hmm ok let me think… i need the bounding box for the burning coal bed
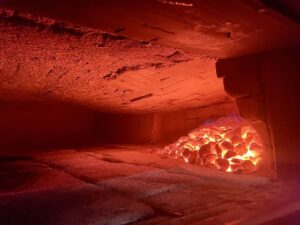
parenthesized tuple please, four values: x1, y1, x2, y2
(161, 115, 265, 174)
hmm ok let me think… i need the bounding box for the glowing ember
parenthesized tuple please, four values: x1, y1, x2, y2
(160, 115, 264, 173)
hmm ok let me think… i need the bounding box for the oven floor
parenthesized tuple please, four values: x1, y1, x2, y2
(1, 145, 300, 225)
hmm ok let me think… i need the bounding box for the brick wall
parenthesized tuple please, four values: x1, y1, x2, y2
(216, 48, 300, 179)
(0, 101, 97, 154)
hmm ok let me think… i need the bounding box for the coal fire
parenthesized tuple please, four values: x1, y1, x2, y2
(160, 115, 264, 173)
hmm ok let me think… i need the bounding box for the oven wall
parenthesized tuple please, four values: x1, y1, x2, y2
(94, 113, 155, 144)
(260, 49, 300, 180)
(0, 100, 237, 154)
(216, 48, 300, 180)
(160, 101, 238, 143)
(93, 101, 238, 145)
(0, 101, 98, 155)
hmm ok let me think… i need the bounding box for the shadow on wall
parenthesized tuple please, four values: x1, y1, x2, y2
(0, 91, 159, 155)
(94, 101, 238, 146)
(0, 99, 99, 154)
(0, 89, 238, 155)
(95, 113, 156, 145)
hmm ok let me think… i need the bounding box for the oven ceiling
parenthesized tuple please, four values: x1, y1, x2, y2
(1, 0, 300, 113)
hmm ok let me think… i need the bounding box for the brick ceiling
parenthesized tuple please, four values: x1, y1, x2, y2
(0, 9, 229, 113)
(1, 1, 299, 113)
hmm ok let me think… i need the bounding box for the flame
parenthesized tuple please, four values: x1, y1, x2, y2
(160, 116, 264, 174)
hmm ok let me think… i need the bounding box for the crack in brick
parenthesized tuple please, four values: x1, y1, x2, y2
(102, 32, 128, 41)
(166, 51, 191, 63)
(103, 63, 164, 80)
(142, 23, 175, 34)
(130, 93, 153, 102)
(103, 65, 142, 80)
(0, 8, 85, 37)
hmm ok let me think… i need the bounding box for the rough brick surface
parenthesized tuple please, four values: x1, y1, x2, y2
(0, 9, 227, 113)
(2, 0, 300, 58)
(36, 151, 154, 182)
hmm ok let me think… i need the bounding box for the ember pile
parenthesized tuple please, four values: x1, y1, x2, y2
(161, 116, 264, 173)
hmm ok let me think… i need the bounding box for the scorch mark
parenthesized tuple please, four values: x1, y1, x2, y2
(130, 94, 153, 102)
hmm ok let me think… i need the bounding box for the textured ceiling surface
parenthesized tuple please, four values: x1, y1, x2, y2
(0, 9, 229, 113)
(2, 0, 300, 58)
(1, 0, 299, 113)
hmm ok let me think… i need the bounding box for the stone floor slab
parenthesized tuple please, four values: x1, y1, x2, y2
(168, 164, 270, 187)
(2, 147, 299, 225)
(99, 169, 204, 199)
(0, 160, 83, 195)
(35, 150, 154, 182)
(89, 148, 184, 170)
(0, 184, 154, 225)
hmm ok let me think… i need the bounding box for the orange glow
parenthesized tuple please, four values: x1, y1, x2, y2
(161, 116, 264, 174)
